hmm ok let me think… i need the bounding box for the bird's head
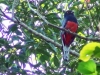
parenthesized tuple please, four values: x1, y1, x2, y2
(64, 10, 74, 17)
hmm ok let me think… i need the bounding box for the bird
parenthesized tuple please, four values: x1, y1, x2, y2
(61, 10, 78, 61)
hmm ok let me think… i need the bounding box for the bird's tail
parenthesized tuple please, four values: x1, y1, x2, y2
(62, 44, 70, 61)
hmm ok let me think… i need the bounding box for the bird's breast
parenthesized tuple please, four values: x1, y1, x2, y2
(65, 21, 78, 32)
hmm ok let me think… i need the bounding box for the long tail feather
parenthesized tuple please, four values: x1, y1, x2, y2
(62, 42, 70, 61)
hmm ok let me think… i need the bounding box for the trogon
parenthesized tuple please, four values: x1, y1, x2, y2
(61, 10, 78, 61)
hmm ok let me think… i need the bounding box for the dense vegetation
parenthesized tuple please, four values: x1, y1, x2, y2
(0, 0, 100, 75)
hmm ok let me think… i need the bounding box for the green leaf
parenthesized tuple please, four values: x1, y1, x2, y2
(53, 55, 60, 67)
(78, 32, 85, 37)
(40, 54, 49, 62)
(79, 42, 100, 61)
(77, 60, 96, 75)
(93, 46, 100, 57)
(97, 63, 100, 74)
(8, 24, 18, 32)
(0, 38, 5, 44)
(37, 49, 51, 58)
(90, 0, 96, 3)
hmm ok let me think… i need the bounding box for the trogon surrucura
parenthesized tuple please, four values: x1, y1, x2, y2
(61, 10, 78, 61)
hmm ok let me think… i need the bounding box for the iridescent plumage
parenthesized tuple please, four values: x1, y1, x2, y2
(61, 10, 78, 61)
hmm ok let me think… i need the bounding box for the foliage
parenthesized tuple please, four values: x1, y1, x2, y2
(77, 60, 97, 75)
(79, 42, 100, 62)
(0, 0, 100, 75)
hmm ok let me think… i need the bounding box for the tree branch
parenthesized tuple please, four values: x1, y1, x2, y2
(26, 0, 100, 42)
(18, 21, 79, 57)
(0, 9, 79, 57)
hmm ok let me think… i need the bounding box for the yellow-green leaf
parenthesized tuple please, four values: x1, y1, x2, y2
(79, 42, 100, 62)
(78, 32, 85, 37)
(80, 0, 85, 3)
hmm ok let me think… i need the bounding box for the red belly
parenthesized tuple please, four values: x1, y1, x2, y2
(62, 21, 78, 46)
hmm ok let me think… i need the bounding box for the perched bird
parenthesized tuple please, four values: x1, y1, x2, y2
(61, 10, 78, 61)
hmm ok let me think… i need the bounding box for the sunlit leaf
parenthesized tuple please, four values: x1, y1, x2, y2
(78, 32, 85, 37)
(79, 42, 100, 61)
(80, 0, 85, 3)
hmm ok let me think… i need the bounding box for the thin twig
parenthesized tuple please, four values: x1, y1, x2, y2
(26, 0, 100, 42)
(0, 9, 79, 57)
